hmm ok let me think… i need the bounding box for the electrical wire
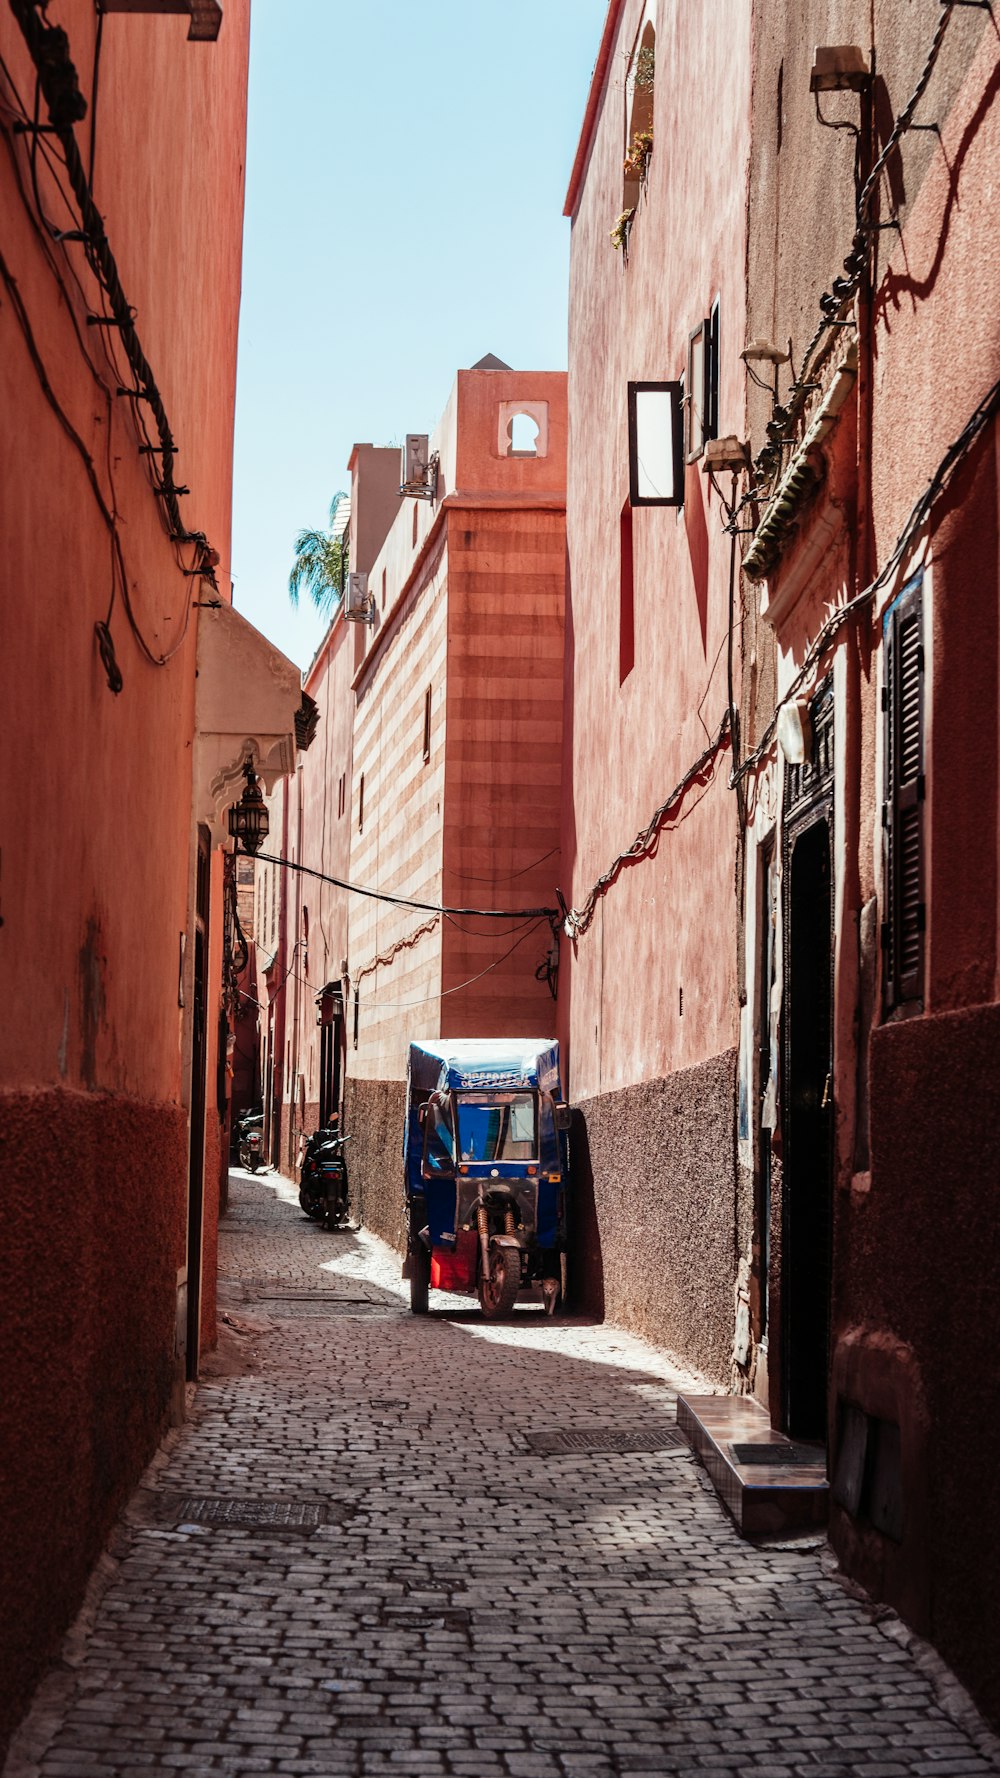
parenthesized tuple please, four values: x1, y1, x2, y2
(733, 369, 1000, 786)
(448, 845, 560, 886)
(444, 910, 543, 939)
(558, 713, 731, 940)
(745, 3, 959, 504)
(88, 2, 103, 187)
(254, 921, 549, 1014)
(355, 915, 440, 984)
(249, 850, 559, 920)
(6, 2, 222, 613)
(365, 920, 548, 1012)
(0, 35, 213, 675)
(0, 240, 128, 686)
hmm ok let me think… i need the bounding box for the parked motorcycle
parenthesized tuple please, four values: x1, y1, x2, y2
(298, 1123, 351, 1228)
(236, 1109, 265, 1173)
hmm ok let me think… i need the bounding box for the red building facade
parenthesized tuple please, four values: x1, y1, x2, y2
(345, 366, 567, 1243)
(738, 2, 1000, 1725)
(562, 0, 1000, 1727)
(558, 0, 751, 1370)
(0, 1, 302, 1753)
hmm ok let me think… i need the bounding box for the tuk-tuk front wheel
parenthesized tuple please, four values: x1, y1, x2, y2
(409, 1243, 430, 1315)
(478, 1244, 521, 1320)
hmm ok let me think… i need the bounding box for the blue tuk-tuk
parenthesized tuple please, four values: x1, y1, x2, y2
(402, 1039, 571, 1318)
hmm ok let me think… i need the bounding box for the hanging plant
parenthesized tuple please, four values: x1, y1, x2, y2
(623, 128, 654, 185)
(610, 207, 636, 254)
(634, 43, 655, 92)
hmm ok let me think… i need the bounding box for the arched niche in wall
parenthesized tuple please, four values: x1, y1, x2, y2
(623, 17, 655, 214)
(497, 399, 549, 459)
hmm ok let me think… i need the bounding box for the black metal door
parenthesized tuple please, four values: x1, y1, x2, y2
(755, 837, 777, 1341)
(781, 683, 835, 1441)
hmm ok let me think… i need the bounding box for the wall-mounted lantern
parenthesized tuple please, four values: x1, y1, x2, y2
(627, 381, 684, 507)
(777, 699, 814, 766)
(809, 46, 870, 94)
(227, 760, 269, 855)
(315, 984, 345, 1027)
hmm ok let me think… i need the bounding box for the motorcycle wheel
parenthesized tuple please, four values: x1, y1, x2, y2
(409, 1243, 430, 1315)
(323, 1177, 348, 1229)
(248, 1158, 260, 1173)
(478, 1245, 521, 1320)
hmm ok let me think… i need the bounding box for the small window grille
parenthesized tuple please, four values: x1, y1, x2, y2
(882, 572, 925, 1012)
(422, 685, 432, 763)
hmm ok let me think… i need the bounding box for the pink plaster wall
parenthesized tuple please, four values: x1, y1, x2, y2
(0, 1, 249, 1751)
(561, 0, 751, 1101)
(278, 620, 356, 1157)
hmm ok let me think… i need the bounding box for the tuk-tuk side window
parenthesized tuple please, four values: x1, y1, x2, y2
(455, 1092, 538, 1162)
(422, 1098, 456, 1177)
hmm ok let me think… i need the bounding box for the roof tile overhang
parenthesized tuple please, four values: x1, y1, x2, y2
(193, 603, 302, 844)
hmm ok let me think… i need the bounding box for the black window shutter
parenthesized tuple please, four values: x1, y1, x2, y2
(882, 575, 925, 1010)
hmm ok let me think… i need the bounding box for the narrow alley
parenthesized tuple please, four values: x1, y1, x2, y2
(8, 1172, 999, 1778)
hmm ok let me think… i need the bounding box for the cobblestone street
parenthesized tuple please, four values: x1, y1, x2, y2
(8, 1172, 1000, 1778)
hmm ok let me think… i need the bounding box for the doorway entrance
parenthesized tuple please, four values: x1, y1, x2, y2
(781, 683, 835, 1441)
(318, 987, 344, 1128)
(185, 826, 211, 1381)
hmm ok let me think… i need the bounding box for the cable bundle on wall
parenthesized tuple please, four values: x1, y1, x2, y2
(2, 0, 223, 688)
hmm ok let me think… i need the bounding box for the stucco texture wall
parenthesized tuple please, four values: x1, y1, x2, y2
(570, 1050, 738, 1381)
(0, 1088, 187, 1756)
(345, 1077, 408, 1254)
(832, 1003, 1000, 1728)
(0, 1, 250, 1755)
(561, 0, 749, 1106)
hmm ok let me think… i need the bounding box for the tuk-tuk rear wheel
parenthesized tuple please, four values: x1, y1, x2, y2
(478, 1245, 521, 1320)
(409, 1243, 430, 1315)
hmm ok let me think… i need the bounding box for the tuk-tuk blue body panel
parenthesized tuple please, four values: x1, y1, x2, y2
(404, 1039, 567, 1251)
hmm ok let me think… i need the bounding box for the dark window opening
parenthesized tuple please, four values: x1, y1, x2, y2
(623, 21, 655, 213)
(882, 573, 925, 1013)
(619, 500, 634, 684)
(422, 685, 432, 763)
(319, 1004, 343, 1128)
(358, 772, 365, 834)
(833, 1402, 904, 1542)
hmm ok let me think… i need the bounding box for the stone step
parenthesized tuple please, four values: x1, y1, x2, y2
(677, 1393, 828, 1537)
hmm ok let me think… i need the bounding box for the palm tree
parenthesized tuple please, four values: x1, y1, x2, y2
(288, 491, 350, 613)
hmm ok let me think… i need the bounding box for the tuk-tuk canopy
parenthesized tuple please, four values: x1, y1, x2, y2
(407, 1039, 561, 1098)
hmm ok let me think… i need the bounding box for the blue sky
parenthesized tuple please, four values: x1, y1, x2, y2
(231, 0, 608, 669)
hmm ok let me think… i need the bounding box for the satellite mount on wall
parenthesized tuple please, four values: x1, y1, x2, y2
(400, 434, 439, 502)
(343, 573, 376, 626)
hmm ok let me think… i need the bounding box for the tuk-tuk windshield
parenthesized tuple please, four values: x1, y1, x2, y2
(422, 1096, 456, 1177)
(455, 1091, 538, 1163)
